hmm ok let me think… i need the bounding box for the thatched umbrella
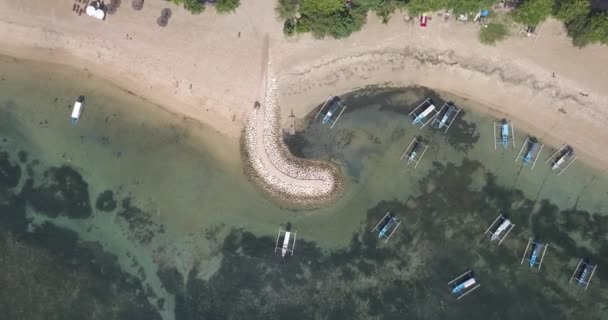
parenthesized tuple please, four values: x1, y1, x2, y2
(106, 0, 121, 15)
(131, 0, 144, 11)
(157, 15, 168, 27)
(161, 8, 172, 18)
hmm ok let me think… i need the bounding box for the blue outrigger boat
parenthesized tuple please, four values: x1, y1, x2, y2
(322, 97, 341, 124)
(521, 239, 548, 270)
(379, 215, 398, 239)
(407, 140, 420, 164)
(569, 258, 597, 290)
(577, 264, 590, 285)
(371, 211, 402, 243)
(500, 120, 510, 149)
(523, 140, 538, 166)
(529, 243, 540, 268)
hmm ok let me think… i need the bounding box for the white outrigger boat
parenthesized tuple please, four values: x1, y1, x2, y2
(546, 145, 577, 176)
(274, 227, 297, 257)
(409, 98, 438, 128)
(448, 270, 480, 300)
(71, 98, 84, 124)
(484, 213, 515, 245)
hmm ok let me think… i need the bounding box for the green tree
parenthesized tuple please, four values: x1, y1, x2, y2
(553, 0, 589, 22)
(567, 12, 608, 47)
(276, 0, 299, 19)
(513, 0, 555, 26)
(215, 0, 240, 13)
(172, 0, 205, 14)
(300, 0, 343, 16)
(283, 19, 297, 35)
(479, 22, 509, 44)
(451, 0, 497, 14)
(407, 0, 448, 15)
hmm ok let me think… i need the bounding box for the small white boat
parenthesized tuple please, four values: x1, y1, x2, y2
(413, 104, 436, 124)
(71, 100, 83, 124)
(281, 231, 292, 257)
(491, 219, 511, 241)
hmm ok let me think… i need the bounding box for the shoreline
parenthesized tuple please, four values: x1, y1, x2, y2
(1, 1, 607, 205)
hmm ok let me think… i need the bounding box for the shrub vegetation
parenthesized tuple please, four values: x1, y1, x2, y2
(479, 22, 509, 44)
(172, 0, 241, 14)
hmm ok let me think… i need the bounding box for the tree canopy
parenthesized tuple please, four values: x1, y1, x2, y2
(172, 0, 241, 14)
(566, 11, 608, 47)
(553, 0, 590, 22)
(215, 0, 241, 13)
(513, 0, 555, 26)
(172, 0, 205, 14)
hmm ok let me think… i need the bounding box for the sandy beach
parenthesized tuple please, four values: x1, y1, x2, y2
(1, 0, 608, 203)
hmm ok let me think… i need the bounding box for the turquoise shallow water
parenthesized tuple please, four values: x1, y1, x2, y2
(1, 56, 607, 319)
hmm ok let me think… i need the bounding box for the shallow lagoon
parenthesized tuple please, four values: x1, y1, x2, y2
(1, 57, 607, 319)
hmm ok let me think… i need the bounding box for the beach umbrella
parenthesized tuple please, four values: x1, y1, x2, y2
(161, 8, 172, 18)
(132, 0, 144, 11)
(106, 0, 121, 15)
(94, 9, 105, 20)
(86, 5, 96, 16)
(157, 15, 168, 27)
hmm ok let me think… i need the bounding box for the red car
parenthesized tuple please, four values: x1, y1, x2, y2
(419, 13, 428, 27)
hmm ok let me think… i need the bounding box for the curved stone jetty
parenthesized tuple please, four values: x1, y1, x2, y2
(242, 77, 342, 208)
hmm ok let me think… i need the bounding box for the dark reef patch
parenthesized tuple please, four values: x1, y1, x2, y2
(441, 109, 479, 152)
(117, 198, 165, 245)
(96, 190, 117, 212)
(171, 159, 608, 320)
(0, 151, 22, 188)
(21, 165, 92, 218)
(0, 149, 161, 320)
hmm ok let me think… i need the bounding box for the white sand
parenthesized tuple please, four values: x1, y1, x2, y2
(1, 0, 607, 200)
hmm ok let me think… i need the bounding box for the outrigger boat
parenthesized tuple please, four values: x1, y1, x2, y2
(545, 145, 577, 176)
(516, 137, 544, 169)
(493, 119, 515, 150)
(500, 120, 510, 149)
(491, 219, 512, 241)
(322, 97, 340, 124)
(484, 213, 515, 245)
(371, 211, 402, 243)
(413, 104, 435, 125)
(438, 105, 456, 129)
(448, 270, 480, 300)
(529, 243, 540, 268)
(407, 140, 420, 164)
(521, 239, 549, 271)
(569, 258, 598, 290)
(408, 98, 438, 128)
(552, 148, 573, 170)
(399, 137, 429, 169)
(314, 96, 347, 129)
(274, 227, 297, 257)
(71, 98, 84, 124)
(523, 140, 539, 166)
(432, 102, 461, 134)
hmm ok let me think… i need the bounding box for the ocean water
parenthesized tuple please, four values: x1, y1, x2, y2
(1, 56, 607, 320)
